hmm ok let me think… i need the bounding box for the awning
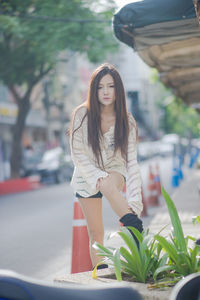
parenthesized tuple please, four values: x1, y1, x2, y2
(113, 0, 200, 109)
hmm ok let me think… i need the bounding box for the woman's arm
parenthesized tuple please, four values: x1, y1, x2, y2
(126, 118, 143, 217)
(70, 109, 109, 191)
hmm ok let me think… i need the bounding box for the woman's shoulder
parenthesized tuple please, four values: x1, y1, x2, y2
(74, 104, 87, 116)
(127, 112, 138, 141)
(127, 112, 137, 129)
(73, 104, 88, 121)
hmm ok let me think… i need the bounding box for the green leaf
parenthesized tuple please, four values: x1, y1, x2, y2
(156, 242, 162, 257)
(118, 230, 142, 268)
(153, 265, 176, 281)
(192, 216, 200, 226)
(113, 249, 122, 281)
(127, 226, 143, 244)
(120, 247, 140, 277)
(177, 252, 192, 274)
(156, 223, 170, 236)
(161, 187, 187, 253)
(154, 234, 179, 263)
(120, 226, 139, 248)
(196, 216, 200, 225)
(157, 253, 168, 268)
(186, 235, 196, 242)
(143, 255, 155, 277)
(93, 242, 114, 259)
(190, 246, 200, 270)
(120, 258, 138, 276)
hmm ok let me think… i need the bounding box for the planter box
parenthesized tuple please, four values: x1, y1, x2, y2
(55, 268, 172, 300)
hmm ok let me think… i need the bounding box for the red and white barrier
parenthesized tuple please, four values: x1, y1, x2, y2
(0, 176, 42, 196)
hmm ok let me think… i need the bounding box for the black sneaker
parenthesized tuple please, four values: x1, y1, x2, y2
(92, 264, 108, 270)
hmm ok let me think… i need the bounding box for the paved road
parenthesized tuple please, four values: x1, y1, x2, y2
(0, 156, 174, 281)
(0, 183, 75, 279)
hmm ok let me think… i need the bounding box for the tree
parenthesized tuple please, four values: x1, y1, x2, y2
(150, 69, 200, 138)
(160, 96, 200, 138)
(0, 0, 118, 178)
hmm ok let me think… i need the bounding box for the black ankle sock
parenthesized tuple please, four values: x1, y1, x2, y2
(119, 213, 143, 248)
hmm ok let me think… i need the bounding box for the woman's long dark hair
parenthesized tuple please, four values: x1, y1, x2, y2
(70, 63, 130, 169)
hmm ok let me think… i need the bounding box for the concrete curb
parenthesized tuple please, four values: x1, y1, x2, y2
(0, 176, 43, 196)
(55, 268, 172, 300)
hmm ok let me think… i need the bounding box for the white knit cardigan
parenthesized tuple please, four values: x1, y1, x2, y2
(70, 106, 143, 216)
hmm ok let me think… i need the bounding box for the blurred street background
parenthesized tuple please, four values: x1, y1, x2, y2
(0, 0, 200, 283)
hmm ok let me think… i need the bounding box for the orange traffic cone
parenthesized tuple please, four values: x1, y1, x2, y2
(122, 183, 126, 194)
(154, 163, 161, 196)
(71, 198, 92, 273)
(146, 165, 159, 206)
(141, 188, 148, 217)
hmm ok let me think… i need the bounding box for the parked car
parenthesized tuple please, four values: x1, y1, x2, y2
(191, 138, 200, 149)
(153, 140, 174, 157)
(161, 133, 179, 145)
(36, 147, 74, 184)
(20, 149, 43, 178)
(137, 141, 154, 161)
(137, 139, 174, 161)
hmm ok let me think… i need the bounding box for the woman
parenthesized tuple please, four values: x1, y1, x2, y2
(69, 63, 143, 269)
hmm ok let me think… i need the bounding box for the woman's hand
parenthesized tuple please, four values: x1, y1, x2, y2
(96, 175, 110, 189)
(128, 206, 137, 215)
(96, 177, 104, 189)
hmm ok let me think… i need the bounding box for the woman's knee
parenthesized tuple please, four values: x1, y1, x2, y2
(98, 173, 124, 193)
(98, 176, 111, 193)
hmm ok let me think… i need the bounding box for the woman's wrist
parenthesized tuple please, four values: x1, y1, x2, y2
(96, 178, 101, 189)
(96, 174, 110, 189)
(128, 206, 137, 215)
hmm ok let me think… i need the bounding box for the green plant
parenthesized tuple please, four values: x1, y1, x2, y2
(192, 215, 200, 226)
(93, 227, 168, 283)
(93, 188, 200, 286)
(154, 188, 200, 279)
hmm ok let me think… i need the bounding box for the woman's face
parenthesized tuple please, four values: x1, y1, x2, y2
(97, 74, 115, 107)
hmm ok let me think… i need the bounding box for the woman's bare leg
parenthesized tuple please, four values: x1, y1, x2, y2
(78, 197, 104, 267)
(97, 171, 130, 218)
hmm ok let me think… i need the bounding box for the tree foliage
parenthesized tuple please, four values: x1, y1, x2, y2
(0, 0, 118, 177)
(0, 0, 117, 87)
(162, 97, 200, 138)
(151, 69, 200, 138)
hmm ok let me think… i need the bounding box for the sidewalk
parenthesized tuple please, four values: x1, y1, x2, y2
(144, 167, 200, 238)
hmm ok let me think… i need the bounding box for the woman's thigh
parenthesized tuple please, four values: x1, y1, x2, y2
(98, 172, 128, 217)
(100, 171, 125, 193)
(110, 171, 125, 191)
(78, 197, 104, 238)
